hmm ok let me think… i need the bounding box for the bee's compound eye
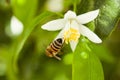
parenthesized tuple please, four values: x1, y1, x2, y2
(56, 38, 63, 43)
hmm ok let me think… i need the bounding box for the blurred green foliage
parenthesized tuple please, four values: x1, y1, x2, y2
(0, 0, 120, 80)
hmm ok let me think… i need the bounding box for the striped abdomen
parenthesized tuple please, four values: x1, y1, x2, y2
(46, 38, 64, 60)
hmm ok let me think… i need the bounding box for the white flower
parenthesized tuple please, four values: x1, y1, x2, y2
(41, 10, 102, 52)
(46, 0, 63, 12)
(10, 16, 24, 36)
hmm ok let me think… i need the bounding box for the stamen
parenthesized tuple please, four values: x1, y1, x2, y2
(63, 28, 80, 43)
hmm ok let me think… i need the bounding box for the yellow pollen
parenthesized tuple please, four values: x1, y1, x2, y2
(63, 28, 80, 44)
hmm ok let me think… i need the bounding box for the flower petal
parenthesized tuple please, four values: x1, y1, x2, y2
(77, 9, 99, 24)
(71, 20, 80, 30)
(64, 10, 76, 19)
(41, 19, 66, 31)
(55, 20, 70, 39)
(70, 40, 78, 52)
(79, 24, 102, 43)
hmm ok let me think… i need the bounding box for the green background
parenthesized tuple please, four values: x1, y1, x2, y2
(0, 0, 120, 80)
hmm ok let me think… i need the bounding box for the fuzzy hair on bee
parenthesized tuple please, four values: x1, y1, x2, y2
(45, 38, 64, 60)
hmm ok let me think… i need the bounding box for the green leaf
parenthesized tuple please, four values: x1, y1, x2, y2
(11, 0, 38, 24)
(7, 11, 54, 80)
(89, 43, 115, 63)
(72, 39, 104, 80)
(95, 0, 120, 39)
(77, 0, 120, 39)
(13, 11, 54, 71)
(0, 47, 8, 76)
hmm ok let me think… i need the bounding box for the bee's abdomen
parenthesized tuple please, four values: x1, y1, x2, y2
(50, 39, 63, 52)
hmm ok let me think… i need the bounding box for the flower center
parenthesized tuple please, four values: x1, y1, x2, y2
(63, 28, 80, 44)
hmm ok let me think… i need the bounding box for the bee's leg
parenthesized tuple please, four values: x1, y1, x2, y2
(53, 53, 61, 60)
(54, 55, 61, 60)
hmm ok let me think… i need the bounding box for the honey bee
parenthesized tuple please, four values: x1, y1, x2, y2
(45, 38, 64, 60)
